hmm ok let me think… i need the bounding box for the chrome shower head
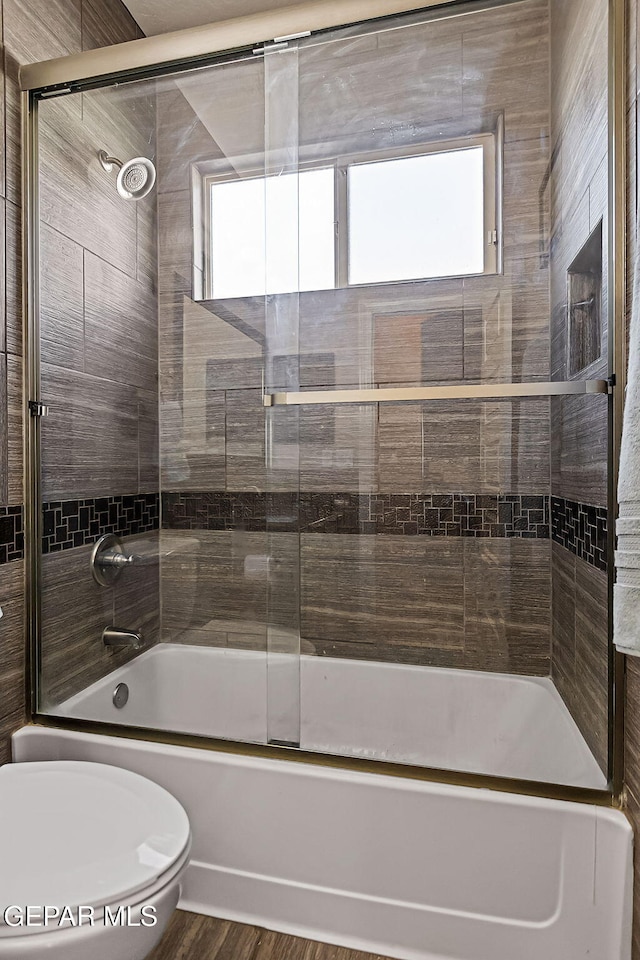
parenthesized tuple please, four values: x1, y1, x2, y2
(117, 157, 156, 200)
(98, 149, 156, 201)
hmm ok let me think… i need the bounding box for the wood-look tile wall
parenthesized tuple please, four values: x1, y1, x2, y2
(161, 529, 551, 674)
(157, 0, 553, 674)
(0, 556, 24, 764)
(548, 0, 610, 776)
(159, 2, 552, 496)
(38, 90, 158, 501)
(0, 0, 155, 753)
(550, 542, 608, 771)
(37, 10, 160, 707)
(40, 534, 160, 707)
(549, 0, 610, 508)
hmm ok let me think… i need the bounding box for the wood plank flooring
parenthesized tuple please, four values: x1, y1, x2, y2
(148, 910, 391, 960)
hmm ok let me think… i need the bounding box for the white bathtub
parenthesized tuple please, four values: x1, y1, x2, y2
(51, 643, 606, 789)
(12, 725, 632, 960)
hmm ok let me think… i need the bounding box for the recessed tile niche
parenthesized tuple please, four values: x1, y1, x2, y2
(567, 222, 603, 376)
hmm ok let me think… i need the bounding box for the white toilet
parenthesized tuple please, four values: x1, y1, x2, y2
(0, 760, 191, 959)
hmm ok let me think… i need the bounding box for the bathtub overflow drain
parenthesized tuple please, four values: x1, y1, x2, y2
(113, 682, 129, 709)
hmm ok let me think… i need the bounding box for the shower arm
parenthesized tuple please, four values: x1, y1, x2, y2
(98, 150, 123, 173)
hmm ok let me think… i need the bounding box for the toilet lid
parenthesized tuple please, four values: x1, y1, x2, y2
(0, 761, 190, 921)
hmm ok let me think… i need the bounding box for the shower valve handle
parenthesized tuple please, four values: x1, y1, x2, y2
(99, 549, 134, 568)
(91, 533, 139, 587)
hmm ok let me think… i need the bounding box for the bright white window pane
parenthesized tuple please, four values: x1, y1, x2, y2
(348, 147, 485, 285)
(211, 176, 265, 299)
(210, 167, 335, 298)
(299, 170, 336, 292)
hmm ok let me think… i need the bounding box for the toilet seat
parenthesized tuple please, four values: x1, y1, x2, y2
(0, 761, 191, 936)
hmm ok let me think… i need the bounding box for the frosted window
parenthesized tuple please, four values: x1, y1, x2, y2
(210, 167, 335, 298)
(347, 147, 485, 285)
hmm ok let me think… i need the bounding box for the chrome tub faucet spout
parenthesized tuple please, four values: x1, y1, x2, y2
(103, 626, 144, 650)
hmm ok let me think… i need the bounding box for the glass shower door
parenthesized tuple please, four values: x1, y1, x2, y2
(30, 0, 613, 793)
(264, 8, 611, 790)
(263, 44, 302, 747)
(35, 81, 163, 719)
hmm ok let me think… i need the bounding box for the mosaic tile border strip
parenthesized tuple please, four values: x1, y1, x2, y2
(0, 506, 24, 564)
(551, 496, 608, 571)
(36, 492, 609, 563)
(162, 492, 551, 539)
(42, 494, 160, 555)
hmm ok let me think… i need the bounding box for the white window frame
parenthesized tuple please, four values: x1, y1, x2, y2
(196, 129, 501, 300)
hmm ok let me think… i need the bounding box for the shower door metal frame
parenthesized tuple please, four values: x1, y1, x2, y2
(608, 0, 627, 807)
(21, 0, 628, 807)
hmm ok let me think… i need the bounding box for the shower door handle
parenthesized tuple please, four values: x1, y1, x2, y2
(263, 379, 610, 407)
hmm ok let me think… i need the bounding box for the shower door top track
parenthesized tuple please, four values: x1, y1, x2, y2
(18, 0, 523, 93)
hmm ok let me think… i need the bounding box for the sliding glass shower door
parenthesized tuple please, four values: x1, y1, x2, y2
(34, 40, 308, 749)
(31, 0, 614, 793)
(263, 45, 302, 748)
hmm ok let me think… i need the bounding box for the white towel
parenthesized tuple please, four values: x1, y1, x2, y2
(615, 250, 640, 654)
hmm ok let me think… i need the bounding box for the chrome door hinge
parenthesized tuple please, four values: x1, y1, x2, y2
(28, 400, 49, 418)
